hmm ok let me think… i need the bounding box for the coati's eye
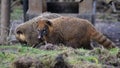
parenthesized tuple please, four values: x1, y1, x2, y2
(41, 28, 47, 35)
(37, 25, 48, 39)
(42, 28, 46, 32)
(42, 30, 46, 34)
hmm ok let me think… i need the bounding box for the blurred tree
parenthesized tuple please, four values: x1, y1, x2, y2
(0, 0, 11, 44)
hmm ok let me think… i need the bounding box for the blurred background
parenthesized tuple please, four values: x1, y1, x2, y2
(0, 0, 120, 46)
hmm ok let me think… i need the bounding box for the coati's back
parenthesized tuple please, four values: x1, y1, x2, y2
(51, 17, 90, 40)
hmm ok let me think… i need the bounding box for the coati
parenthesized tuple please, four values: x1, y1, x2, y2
(36, 16, 117, 49)
(15, 13, 61, 47)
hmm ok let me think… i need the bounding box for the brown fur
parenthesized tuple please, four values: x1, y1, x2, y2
(15, 22, 40, 46)
(37, 16, 117, 49)
(15, 13, 61, 46)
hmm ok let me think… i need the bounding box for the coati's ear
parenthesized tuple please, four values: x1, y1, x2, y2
(45, 20, 52, 26)
(44, 20, 53, 32)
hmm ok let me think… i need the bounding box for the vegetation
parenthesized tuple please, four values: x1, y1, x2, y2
(0, 44, 119, 68)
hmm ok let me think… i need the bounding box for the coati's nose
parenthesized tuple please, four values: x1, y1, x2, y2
(38, 35, 41, 39)
(38, 31, 42, 39)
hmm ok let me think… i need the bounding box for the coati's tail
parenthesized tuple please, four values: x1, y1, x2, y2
(90, 27, 117, 49)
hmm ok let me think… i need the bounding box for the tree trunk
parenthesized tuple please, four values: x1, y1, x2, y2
(0, 0, 11, 44)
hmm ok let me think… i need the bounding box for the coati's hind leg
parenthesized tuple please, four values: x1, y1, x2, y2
(65, 39, 92, 49)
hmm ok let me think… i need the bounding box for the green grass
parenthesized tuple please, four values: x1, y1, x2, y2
(0, 45, 69, 68)
(0, 44, 119, 68)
